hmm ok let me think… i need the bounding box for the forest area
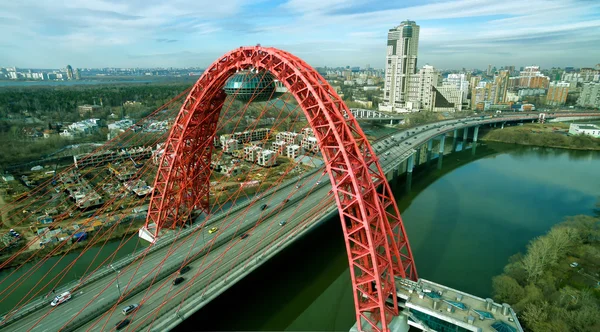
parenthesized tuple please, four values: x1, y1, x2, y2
(492, 205, 600, 331)
(0, 82, 192, 167)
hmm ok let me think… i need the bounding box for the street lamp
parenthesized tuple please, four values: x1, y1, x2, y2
(110, 264, 121, 297)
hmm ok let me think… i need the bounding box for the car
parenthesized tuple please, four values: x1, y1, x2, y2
(279, 220, 287, 226)
(570, 262, 579, 268)
(208, 227, 218, 234)
(115, 319, 131, 330)
(316, 181, 321, 185)
(283, 198, 289, 203)
(240, 233, 249, 239)
(178, 265, 191, 274)
(260, 204, 268, 210)
(122, 304, 139, 315)
(295, 184, 300, 189)
(50, 291, 71, 307)
(413, 136, 417, 139)
(172, 277, 185, 285)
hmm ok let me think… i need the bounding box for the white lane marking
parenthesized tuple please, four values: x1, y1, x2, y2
(98, 297, 105, 302)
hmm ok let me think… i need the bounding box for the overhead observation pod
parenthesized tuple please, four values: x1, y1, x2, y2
(223, 70, 284, 102)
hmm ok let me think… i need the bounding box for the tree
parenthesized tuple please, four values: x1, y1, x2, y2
(492, 275, 524, 304)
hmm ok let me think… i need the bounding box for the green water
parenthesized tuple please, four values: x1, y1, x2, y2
(179, 143, 600, 331)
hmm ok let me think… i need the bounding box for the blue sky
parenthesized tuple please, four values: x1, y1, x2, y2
(1, 0, 599, 69)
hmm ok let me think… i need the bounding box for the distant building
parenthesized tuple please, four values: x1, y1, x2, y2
(546, 81, 569, 106)
(66, 65, 74, 80)
(286, 144, 303, 159)
(577, 82, 600, 108)
(271, 141, 287, 155)
(74, 68, 81, 80)
(491, 70, 510, 104)
(222, 139, 238, 153)
(78, 104, 101, 116)
(568, 123, 600, 138)
(257, 149, 277, 167)
(381, 20, 420, 112)
(519, 66, 549, 89)
(407, 65, 441, 111)
(436, 84, 463, 112)
(445, 73, 469, 100)
(276, 131, 303, 145)
(243, 145, 261, 162)
(301, 136, 319, 153)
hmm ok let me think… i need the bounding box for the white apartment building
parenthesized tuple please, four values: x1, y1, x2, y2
(271, 141, 287, 155)
(276, 131, 303, 145)
(445, 74, 470, 100)
(301, 136, 319, 153)
(286, 144, 303, 159)
(302, 127, 315, 138)
(222, 139, 239, 153)
(407, 65, 440, 111)
(577, 82, 600, 108)
(243, 145, 262, 162)
(380, 20, 420, 112)
(257, 149, 277, 167)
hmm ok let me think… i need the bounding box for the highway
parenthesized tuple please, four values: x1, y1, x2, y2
(0, 113, 550, 331)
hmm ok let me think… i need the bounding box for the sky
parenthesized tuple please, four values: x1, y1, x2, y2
(1, 0, 599, 70)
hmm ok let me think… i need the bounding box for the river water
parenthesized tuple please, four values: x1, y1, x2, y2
(2, 142, 599, 330)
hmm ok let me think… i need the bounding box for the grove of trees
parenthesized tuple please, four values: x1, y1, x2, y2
(492, 211, 600, 331)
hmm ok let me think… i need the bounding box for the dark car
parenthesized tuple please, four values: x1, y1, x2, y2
(172, 277, 185, 285)
(260, 204, 268, 210)
(240, 233, 249, 239)
(115, 319, 131, 330)
(283, 198, 289, 203)
(179, 266, 191, 274)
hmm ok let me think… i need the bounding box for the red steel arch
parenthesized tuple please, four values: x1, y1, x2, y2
(144, 46, 417, 331)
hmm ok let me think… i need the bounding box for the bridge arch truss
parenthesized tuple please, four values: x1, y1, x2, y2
(144, 46, 417, 331)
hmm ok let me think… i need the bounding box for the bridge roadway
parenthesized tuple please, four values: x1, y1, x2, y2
(1, 113, 565, 331)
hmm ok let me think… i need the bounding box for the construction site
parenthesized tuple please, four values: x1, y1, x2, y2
(0, 124, 325, 267)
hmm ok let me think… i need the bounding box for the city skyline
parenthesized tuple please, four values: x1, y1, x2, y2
(1, 0, 599, 69)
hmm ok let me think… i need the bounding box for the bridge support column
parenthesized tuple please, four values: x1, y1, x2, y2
(501, 122, 505, 129)
(439, 134, 446, 155)
(407, 154, 414, 173)
(472, 142, 478, 156)
(463, 127, 469, 142)
(473, 126, 480, 142)
(452, 129, 458, 152)
(415, 147, 421, 166)
(426, 139, 433, 164)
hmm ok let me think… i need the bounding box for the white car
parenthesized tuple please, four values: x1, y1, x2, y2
(50, 291, 71, 307)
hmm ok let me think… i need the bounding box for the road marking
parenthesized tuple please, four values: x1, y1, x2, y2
(98, 297, 105, 302)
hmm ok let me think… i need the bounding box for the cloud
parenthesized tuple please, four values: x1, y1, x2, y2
(0, 0, 599, 69)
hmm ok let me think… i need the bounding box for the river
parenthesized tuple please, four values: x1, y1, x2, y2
(1, 142, 599, 330)
(178, 142, 600, 331)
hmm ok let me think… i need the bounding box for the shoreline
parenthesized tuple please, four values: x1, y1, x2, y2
(0, 222, 142, 270)
(480, 138, 600, 151)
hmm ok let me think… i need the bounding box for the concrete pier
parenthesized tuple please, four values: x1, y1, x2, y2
(426, 140, 433, 163)
(462, 127, 468, 142)
(473, 126, 480, 142)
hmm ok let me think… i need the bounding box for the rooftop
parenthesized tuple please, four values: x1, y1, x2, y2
(397, 278, 522, 332)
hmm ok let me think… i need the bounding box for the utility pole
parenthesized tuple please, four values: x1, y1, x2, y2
(110, 264, 121, 297)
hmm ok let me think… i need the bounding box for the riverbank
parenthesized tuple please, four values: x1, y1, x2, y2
(491, 212, 600, 331)
(0, 221, 143, 270)
(481, 123, 600, 150)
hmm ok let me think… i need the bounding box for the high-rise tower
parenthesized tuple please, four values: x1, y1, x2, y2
(66, 65, 74, 80)
(381, 20, 420, 112)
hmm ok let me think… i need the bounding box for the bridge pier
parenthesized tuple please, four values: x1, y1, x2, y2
(452, 129, 458, 152)
(473, 126, 480, 142)
(501, 122, 505, 129)
(472, 142, 478, 156)
(462, 127, 468, 142)
(405, 154, 414, 192)
(414, 147, 421, 166)
(438, 134, 446, 154)
(426, 140, 433, 164)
